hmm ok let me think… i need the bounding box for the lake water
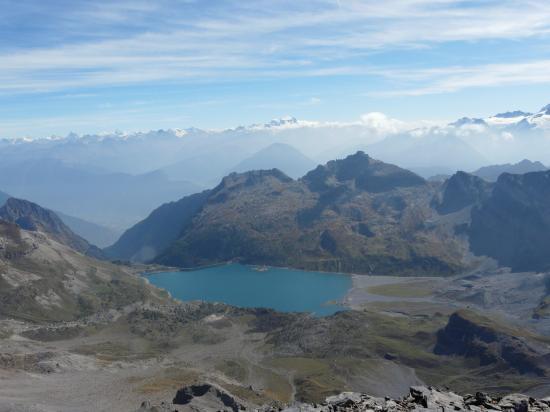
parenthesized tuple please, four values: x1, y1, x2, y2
(146, 264, 352, 316)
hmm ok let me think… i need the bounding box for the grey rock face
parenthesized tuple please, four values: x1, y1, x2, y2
(274, 387, 550, 412)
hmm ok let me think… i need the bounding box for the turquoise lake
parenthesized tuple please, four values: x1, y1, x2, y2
(146, 264, 352, 316)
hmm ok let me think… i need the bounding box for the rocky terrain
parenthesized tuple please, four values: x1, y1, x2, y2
(0, 209, 164, 322)
(139, 385, 550, 411)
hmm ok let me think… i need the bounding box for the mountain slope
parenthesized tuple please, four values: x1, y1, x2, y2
(229, 143, 316, 179)
(0, 219, 163, 322)
(0, 198, 104, 258)
(112, 152, 466, 276)
(469, 171, 550, 271)
(473, 159, 548, 182)
(104, 190, 211, 261)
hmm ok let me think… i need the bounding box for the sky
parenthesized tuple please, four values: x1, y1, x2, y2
(3, 0, 550, 138)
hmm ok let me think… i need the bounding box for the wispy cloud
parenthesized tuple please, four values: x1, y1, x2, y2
(374, 59, 550, 96)
(3, 0, 550, 94)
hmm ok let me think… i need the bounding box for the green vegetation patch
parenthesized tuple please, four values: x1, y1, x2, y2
(267, 357, 347, 403)
(367, 281, 434, 298)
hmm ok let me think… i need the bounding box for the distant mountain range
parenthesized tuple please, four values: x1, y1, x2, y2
(107, 152, 550, 274)
(4, 104, 550, 185)
(0, 158, 200, 232)
(53, 211, 120, 248)
(4, 105, 550, 238)
(472, 159, 548, 181)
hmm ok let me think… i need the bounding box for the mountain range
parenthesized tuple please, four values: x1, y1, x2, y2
(472, 159, 548, 181)
(107, 151, 550, 274)
(4, 105, 550, 240)
(0, 158, 200, 232)
(107, 152, 463, 275)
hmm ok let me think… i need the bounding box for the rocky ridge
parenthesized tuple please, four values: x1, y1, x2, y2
(138, 385, 550, 412)
(0, 197, 104, 258)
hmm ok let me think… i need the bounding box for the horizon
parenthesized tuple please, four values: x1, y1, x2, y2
(3, 0, 550, 138)
(3, 102, 550, 141)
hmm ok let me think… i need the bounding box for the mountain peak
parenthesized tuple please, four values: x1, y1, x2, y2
(539, 104, 550, 114)
(303, 151, 425, 193)
(266, 116, 298, 127)
(449, 117, 487, 127)
(493, 110, 532, 118)
(214, 169, 293, 193)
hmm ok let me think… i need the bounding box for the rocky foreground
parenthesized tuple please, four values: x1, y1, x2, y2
(138, 385, 550, 412)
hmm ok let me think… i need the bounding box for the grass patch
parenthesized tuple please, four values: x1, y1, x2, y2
(266, 357, 346, 403)
(367, 282, 433, 298)
(216, 359, 248, 382)
(134, 367, 200, 394)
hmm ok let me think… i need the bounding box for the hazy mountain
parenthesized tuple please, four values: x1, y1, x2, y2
(364, 133, 488, 177)
(110, 152, 466, 276)
(54, 211, 121, 248)
(469, 170, 550, 271)
(0, 198, 104, 258)
(229, 143, 316, 179)
(472, 159, 548, 182)
(0, 158, 201, 231)
(4, 106, 550, 188)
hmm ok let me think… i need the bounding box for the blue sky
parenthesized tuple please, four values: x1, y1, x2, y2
(2, 0, 550, 138)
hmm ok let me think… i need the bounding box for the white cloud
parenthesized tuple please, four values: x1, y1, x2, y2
(359, 112, 406, 135)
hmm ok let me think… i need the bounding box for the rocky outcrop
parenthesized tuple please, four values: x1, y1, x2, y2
(136, 386, 550, 412)
(172, 383, 246, 411)
(278, 386, 550, 412)
(302, 151, 425, 193)
(435, 310, 548, 376)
